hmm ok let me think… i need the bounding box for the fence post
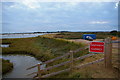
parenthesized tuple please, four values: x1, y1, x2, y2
(37, 63, 41, 78)
(70, 51, 74, 71)
(104, 37, 112, 69)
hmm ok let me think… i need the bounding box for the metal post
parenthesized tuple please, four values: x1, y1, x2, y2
(104, 37, 112, 69)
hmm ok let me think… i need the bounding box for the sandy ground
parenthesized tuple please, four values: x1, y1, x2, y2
(69, 39, 104, 45)
(69, 38, 119, 47)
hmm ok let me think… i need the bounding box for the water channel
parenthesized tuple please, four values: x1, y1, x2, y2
(1, 55, 45, 78)
(1, 33, 47, 78)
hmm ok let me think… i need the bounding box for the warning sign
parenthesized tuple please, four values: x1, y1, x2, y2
(89, 42, 104, 53)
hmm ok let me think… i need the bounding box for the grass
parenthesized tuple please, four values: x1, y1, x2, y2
(2, 37, 88, 77)
(72, 61, 118, 78)
(1, 58, 13, 74)
(51, 52, 118, 78)
(1, 36, 84, 62)
(1, 36, 88, 78)
(41, 32, 119, 39)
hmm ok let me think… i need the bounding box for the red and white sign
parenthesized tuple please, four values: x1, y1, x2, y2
(89, 42, 104, 53)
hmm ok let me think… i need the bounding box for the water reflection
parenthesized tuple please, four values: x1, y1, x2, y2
(1, 55, 46, 78)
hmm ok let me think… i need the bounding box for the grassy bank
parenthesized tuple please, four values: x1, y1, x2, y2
(1, 36, 88, 78)
(2, 36, 84, 61)
(41, 32, 119, 39)
(1, 58, 13, 74)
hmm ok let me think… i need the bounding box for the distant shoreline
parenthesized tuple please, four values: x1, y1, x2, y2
(1, 30, 119, 36)
(1, 31, 119, 35)
(0, 32, 56, 35)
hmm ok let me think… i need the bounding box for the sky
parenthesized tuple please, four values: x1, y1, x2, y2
(1, 1, 119, 33)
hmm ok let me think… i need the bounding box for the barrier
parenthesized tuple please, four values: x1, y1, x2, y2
(26, 37, 119, 78)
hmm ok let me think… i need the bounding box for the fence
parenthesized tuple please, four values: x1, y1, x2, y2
(26, 37, 119, 78)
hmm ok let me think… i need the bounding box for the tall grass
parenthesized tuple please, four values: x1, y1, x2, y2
(2, 36, 83, 61)
(1, 58, 13, 74)
(2, 36, 89, 78)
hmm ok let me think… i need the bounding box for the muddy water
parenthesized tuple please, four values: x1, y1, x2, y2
(1, 55, 46, 78)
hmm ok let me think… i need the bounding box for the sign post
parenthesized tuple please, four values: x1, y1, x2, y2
(104, 37, 112, 69)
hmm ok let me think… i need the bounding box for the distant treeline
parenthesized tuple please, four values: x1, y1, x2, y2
(1, 30, 120, 35)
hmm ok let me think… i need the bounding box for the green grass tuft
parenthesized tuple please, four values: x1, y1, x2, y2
(1, 58, 13, 74)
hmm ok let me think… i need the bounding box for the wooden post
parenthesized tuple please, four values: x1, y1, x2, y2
(70, 51, 74, 71)
(37, 63, 41, 78)
(104, 37, 112, 69)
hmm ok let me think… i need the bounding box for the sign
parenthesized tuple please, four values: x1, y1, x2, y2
(89, 42, 104, 53)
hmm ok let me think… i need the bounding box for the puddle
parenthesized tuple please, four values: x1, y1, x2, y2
(0, 44, 9, 48)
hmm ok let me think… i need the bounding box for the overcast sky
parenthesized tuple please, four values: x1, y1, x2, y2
(2, 2, 119, 33)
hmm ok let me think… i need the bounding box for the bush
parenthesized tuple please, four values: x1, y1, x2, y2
(2, 59, 13, 74)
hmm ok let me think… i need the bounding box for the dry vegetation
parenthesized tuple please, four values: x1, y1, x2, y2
(41, 32, 119, 39)
(1, 58, 13, 74)
(2, 37, 84, 61)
